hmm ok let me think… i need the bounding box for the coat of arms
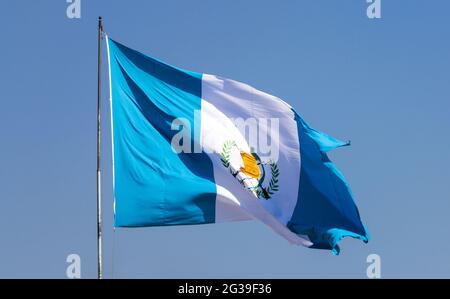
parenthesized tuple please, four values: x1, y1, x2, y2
(220, 140, 279, 200)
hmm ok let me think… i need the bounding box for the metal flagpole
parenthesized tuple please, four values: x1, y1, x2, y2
(97, 16, 103, 280)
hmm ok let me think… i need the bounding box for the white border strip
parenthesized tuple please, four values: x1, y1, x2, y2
(105, 34, 116, 220)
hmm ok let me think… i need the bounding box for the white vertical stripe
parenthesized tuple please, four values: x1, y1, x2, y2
(201, 74, 311, 246)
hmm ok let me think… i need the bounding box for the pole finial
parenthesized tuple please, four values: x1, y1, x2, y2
(98, 16, 103, 34)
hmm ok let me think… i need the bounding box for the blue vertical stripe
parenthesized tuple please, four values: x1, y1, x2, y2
(287, 110, 369, 254)
(108, 38, 216, 226)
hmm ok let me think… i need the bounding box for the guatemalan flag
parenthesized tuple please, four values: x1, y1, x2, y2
(106, 37, 369, 254)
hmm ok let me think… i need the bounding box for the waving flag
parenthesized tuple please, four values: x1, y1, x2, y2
(106, 37, 369, 254)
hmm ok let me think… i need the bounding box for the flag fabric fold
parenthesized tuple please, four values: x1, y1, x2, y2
(106, 36, 369, 254)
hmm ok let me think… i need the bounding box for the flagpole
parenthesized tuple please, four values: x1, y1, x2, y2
(97, 16, 103, 280)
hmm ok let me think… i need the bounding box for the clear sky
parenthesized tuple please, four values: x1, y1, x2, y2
(0, 1, 449, 278)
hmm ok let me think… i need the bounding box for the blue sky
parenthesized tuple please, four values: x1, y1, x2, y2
(0, 1, 449, 278)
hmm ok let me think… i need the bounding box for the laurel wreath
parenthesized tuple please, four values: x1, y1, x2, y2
(266, 161, 280, 198)
(220, 140, 237, 168)
(220, 140, 279, 200)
